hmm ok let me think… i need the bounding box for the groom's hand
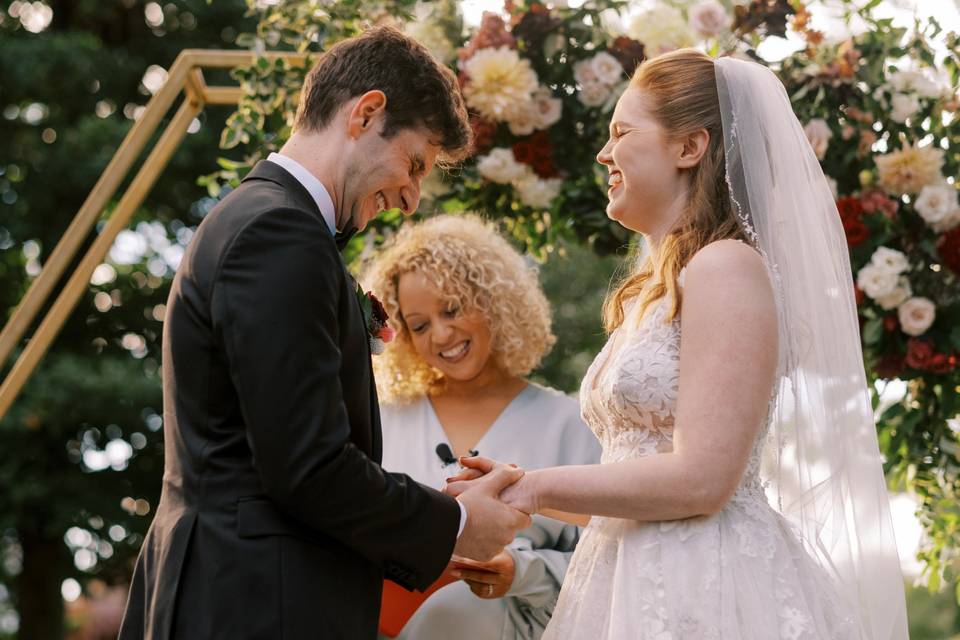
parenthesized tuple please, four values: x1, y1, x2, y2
(452, 464, 530, 562)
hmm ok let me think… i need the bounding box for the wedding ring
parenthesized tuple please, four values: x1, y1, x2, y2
(486, 584, 493, 596)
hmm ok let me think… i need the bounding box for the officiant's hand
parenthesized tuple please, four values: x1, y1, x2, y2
(452, 464, 530, 562)
(450, 551, 515, 599)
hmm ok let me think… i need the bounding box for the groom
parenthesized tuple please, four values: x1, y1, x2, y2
(119, 26, 530, 640)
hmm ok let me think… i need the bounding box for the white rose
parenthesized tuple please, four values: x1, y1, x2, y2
(803, 63, 822, 78)
(890, 93, 921, 124)
(463, 47, 539, 124)
(477, 148, 526, 184)
(514, 173, 562, 209)
(931, 208, 960, 233)
(532, 85, 563, 129)
(803, 118, 832, 160)
(573, 58, 598, 86)
(628, 5, 695, 55)
(578, 80, 612, 107)
(888, 70, 942, 99)
(507, 104, 539, 136)
(856, 263, 899, 300)
(870, 246, 910, 274)
(897, 296, 936, 336)
(876, 276, 912, 310)
(914, 183, 959, 229)
(688, 0, 730, 38)
(590, 51, 625, 86)
(404, 20, 455, 64)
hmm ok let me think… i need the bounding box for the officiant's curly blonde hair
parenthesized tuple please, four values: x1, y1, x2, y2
(603, 49, 748, 332)
(362, 214, 555, 404)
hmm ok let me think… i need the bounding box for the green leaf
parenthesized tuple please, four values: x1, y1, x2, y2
(951, 326, 960, 350)
(863, 318, 884, 345)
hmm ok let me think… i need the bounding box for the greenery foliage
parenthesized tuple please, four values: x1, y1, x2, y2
(212, 0, 960, 601)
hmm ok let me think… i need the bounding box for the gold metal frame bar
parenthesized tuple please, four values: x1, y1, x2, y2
(0, 49, 310, 422)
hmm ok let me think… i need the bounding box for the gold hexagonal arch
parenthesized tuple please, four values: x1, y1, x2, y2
(0, 49, 308, 421)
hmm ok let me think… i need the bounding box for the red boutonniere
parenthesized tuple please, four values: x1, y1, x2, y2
(357, 285, 396, 355)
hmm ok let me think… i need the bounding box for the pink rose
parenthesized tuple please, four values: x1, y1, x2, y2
(377, 324, 397, 344)
(688, 1, 730, 38)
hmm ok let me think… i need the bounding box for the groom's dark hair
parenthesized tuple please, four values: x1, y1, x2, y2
(294, 26, 472, 162)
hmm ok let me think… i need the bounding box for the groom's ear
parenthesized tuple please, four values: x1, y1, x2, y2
(346, 90, 388, 139)
(676, 128, 710, 169)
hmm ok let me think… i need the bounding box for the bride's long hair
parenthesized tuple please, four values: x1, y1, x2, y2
(603, 49, 746, 332)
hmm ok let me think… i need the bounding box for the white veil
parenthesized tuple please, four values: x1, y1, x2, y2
(714, 56, 909, 639)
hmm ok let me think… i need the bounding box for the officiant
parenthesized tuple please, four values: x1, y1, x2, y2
(363, 214, 601, 639)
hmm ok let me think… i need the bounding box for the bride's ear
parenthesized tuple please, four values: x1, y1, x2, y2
(676, 128, 710, 169)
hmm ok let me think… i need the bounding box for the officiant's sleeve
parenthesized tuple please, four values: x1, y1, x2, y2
(211, 206, 459, 591)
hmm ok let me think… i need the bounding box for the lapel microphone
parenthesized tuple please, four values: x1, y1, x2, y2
(435, 443, 478, 466)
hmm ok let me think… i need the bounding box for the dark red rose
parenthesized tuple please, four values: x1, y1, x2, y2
(527, 130, 552, 153)
(511, 4, 561, 47)
(929, 353, 954, 374)
(843, 217, 869, 247)
(368, 292, 388, 326)
(512, 139, 535, 164)
(733, 0, 795, 38)
(532, 157, 559, 178)
(875, 352, 905, 379)
(836, 196, 863, 221)
(938, 227, 960, 276)
(854, 285, 865, 307)
(513, 131, 558, 177)
(610, 36, 646, 76)
(470, 115, 497, 154)
(905, 338, 934, 370)
(883, 315, 899, 332)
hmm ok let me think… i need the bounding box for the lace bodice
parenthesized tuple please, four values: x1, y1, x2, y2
(579, 281, 768, 500)
(549, 280, 856, 640)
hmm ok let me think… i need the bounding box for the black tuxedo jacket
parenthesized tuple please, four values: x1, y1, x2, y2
(119, 161, 460, 639)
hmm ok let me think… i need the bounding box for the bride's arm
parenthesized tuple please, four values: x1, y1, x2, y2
(454, 241, 778, 521)
(539, 509, 591, 527)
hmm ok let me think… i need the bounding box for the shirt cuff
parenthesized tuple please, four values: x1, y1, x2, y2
(456, 500, 468, 538)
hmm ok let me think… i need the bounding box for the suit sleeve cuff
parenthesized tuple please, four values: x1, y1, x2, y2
(456, 500, 467, 538)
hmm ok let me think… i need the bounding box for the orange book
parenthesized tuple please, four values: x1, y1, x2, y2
(378, 569, 460, 637)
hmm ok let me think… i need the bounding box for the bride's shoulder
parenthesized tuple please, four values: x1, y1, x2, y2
(682, 239, 773, 305)
(685, 239, 766, 282)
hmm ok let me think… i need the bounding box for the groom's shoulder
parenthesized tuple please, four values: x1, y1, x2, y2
(197, 178, 333, 256)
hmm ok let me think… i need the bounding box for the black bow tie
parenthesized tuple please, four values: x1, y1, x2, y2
(334, 226, 358, 252)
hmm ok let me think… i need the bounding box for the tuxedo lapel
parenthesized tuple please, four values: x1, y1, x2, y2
(242, 161, 329, 231)
(243, 160, 380, 458)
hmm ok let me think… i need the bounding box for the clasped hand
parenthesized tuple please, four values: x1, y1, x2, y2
(446, 456, 537, 565)
(444, 455, 540, 515)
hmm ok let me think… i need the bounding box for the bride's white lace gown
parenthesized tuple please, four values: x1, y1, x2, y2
(544, 282, 858, 640)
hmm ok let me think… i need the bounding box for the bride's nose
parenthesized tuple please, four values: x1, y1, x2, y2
(596, 138, 614, 166)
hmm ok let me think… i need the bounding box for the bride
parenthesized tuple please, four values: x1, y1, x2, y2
(446, 50, 909, 639)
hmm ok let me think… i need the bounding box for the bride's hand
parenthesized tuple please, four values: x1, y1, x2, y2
(443, 456, 519, 497)
(498, 471, 541, 515)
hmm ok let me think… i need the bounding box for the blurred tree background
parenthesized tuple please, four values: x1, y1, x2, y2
(0, 0, 958, 639)
(0, 1, 253, 637)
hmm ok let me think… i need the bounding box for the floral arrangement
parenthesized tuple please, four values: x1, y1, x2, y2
(218, 0, 960, 595)
(777, 8, 960, 594)
(357, 286, 396, 355)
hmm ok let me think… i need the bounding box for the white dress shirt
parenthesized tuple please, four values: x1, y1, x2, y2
(266, 152, 337, 235)
(266, 152, 469, 537)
